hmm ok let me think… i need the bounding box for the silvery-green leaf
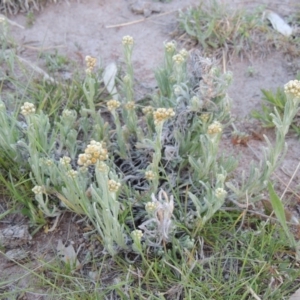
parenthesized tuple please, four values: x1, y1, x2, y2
(103, 62, 118, 99)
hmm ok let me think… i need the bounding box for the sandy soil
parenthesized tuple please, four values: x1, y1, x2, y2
(1, 0, 300, 298)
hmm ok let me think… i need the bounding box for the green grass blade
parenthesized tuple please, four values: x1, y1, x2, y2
(267, 182, 295, 247)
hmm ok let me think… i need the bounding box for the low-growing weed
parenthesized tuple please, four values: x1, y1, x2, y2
(178, 0, 300, 59)
(252, 73, 300, 136)
(1, 13, 300, 299)
(0, 29, 236, 256)
(26, 11, 35, 28)
(1, 14, 300, 258)
(42, 51, 71, 73)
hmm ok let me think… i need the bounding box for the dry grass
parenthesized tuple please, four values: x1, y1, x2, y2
(178, 0, 300, 60)
(0, 0, 59, 15)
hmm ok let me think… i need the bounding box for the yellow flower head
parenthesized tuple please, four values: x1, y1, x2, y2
(107, 99, 121, 111)
(200, 113, 210, 123)
(131, 229, 143, 241)
(85, 55, 97, 73)
(21, 102, 35, 116)
(60, 156, 71, 166)
(123, 74, 130, 83)
(207, 121, 222, 135)
(62, 109, 74, 118)
(67, 169, 78, 179)
(165, 41, 176, 53)
(32, 185, 44, 195)
(145, 201, 158, 213)
(124, 101, 135, 110)
(153, 108, 175, 125)
(215, 188, 227, 199)
(142, 106, 154, 115)
(122, 35, 134, 46)
(284, 80, 300, 99)
(77, 140, 108, 168)
(172, 54, 184, 65)
(174, 86, 181, 96)
(108, 179, 121, 193)
(44, 159, 53, 167)
(97, 161, 109, 173)
(179, 49, 189, 58)
(145, 170, 156, 181)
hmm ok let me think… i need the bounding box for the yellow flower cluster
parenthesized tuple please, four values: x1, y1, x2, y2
(32, 185, 44, 195)
(200, 113, 210, 123)
(284, 80, 300, 98)
(97, 161, 109, 173)
(62, 109, 73, 118)
(67, 169, 78, 179)
(207, 121, 222, 135)
(179, 49, 189, 58)
(79, 166, 88, 173)
(85, 55, 97, 74)
(122, 35, 134, 46)
(77, 140, 108, 168)
(153, 108, 175, 125)
(21, 102, 35, 116)
(123, 74, 130, 83)
(145, 201, 158, 213)
(145, 170, 156, 181)
(44, 159, 53, 167)
(172, 54, 185, 65)
(108, 179, 121, 193)
(215, 188, 227, 199)
(107, 99, 121, 111)
(165, 41, 176, 53)
(60, 156, 71, 166)
(124, 101, 135, 110)
(131, 229, 143, 241)
(174, 86, 181, 96)
(142, 106, 154, 115)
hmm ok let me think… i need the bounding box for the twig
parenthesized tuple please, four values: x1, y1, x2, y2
(0, 14, 24, 29)
(280, 161, 300, 200)
(22, 44, 66, 51)
(106, 10, 177, 29)
(247, 285, 262, 300)
(163, 259, 183, 276)
(106, 17, 146, 28)
(15, 53, 56, 83)
(47, 214, 61, 232)
(235, 190, 249, 233)
(247, 142, 300, 199)
(222, 207, 298, 226)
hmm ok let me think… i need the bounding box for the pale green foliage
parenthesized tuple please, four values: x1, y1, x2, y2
(252, 73, 300, 135)
(1, 19, 299, 258)
(268, 181, 300, 260)
(227, 80, 300, 203)
(0, 34, 234, 255)
(268, 183, 296, 246)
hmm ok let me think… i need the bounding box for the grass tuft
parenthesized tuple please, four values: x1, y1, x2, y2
(178, 0, 300, 59)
